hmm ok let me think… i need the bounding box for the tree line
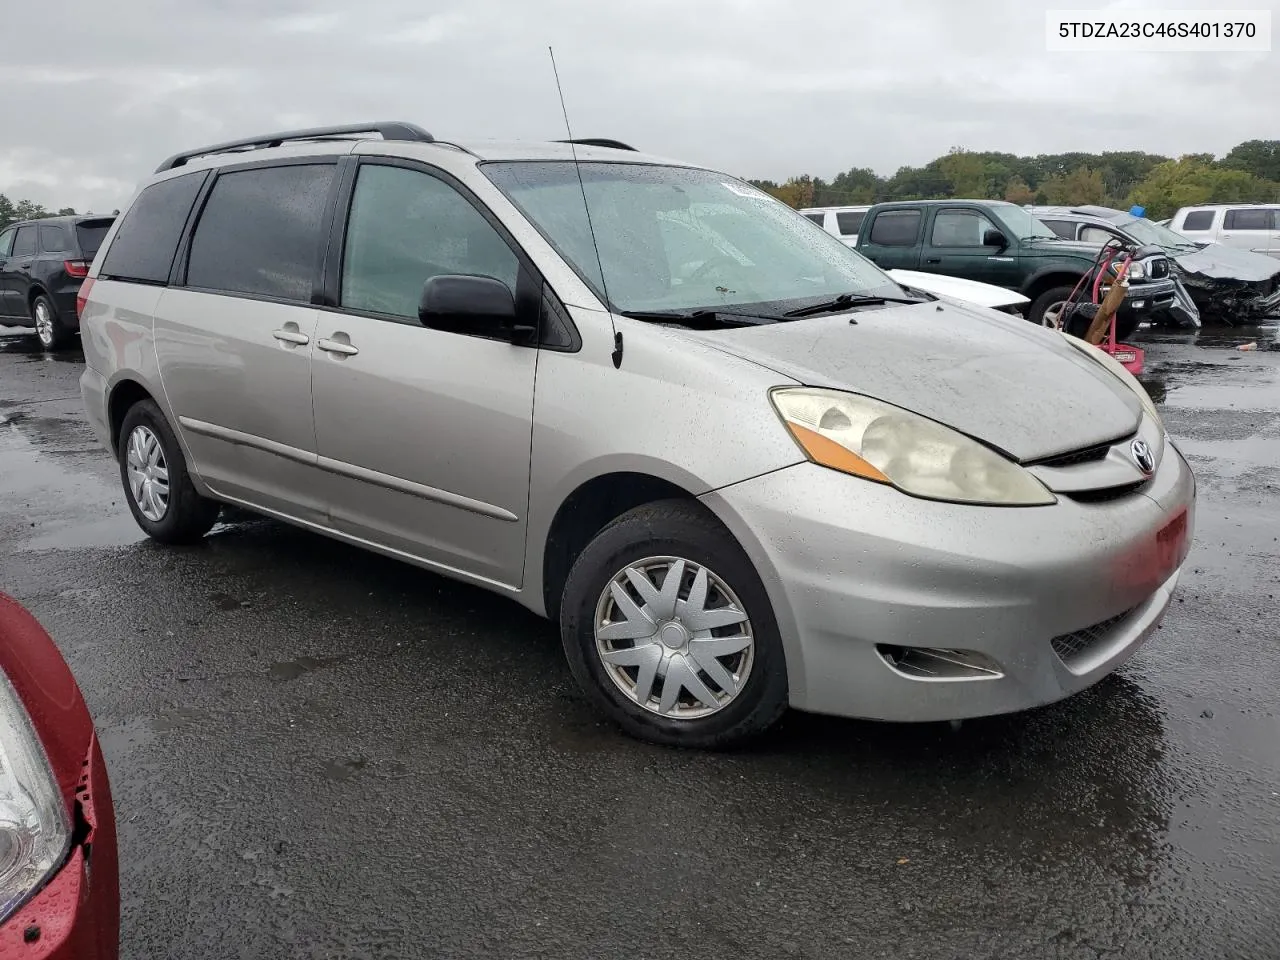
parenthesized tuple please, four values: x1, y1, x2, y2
(0, 195, 81, 232)
(748, 139, 1280, 220)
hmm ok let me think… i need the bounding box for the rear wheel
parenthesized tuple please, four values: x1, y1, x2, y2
(117, 400, 220, 544)
(32, 294, 74, 351)
(560, 499, 788, 749)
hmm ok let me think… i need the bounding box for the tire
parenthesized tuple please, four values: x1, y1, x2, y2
(1027, 284, 1077, 329)
(32, 294, 74, 351)
(117, 400, 220, 544)
(560, 499, 788, 749)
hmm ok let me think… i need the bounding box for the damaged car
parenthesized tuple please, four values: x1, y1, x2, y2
(1033, 205, 1280, 325)
(80, 122, 1195, 748)
(0, 593, 118, 959)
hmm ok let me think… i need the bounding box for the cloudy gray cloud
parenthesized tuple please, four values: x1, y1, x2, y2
(2, 0, 1276, 212)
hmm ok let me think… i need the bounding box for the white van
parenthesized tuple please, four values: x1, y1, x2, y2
(799, 205, 869, 247)
(1168, 204, 1280, 258)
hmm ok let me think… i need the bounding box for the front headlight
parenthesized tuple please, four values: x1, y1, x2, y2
(1062, 334, 1163, 428)
(1126, 261, 1146, 280)
(0, 672, 71, 923)
(770, 387, 1056, 505)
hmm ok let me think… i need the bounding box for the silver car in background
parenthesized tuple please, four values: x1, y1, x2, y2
(78, 122, 1195, 748)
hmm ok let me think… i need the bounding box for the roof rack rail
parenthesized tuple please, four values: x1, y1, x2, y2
(557, 138, 637, 152)
(155, 121, 435, 173)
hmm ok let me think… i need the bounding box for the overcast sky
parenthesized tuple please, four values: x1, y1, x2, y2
(2, 0, 1276, 212)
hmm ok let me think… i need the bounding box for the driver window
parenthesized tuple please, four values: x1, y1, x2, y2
(930, 210, 998, 247)
(0, 229, 13, 257)
(342, 164, 519, 320)
(1080, 226, 1117, 244)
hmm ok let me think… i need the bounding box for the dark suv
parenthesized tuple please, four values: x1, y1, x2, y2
(0, 214, 116, 350)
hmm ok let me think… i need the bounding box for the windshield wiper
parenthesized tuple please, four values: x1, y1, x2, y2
(620, 308, 778, 327)
(781, 293, 925, 318)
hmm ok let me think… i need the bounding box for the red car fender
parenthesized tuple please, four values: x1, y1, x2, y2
(0, 594, 119, 960)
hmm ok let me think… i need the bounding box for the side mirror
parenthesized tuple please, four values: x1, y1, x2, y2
(983, 228, 1008, 249)
(417, 275, 534, 342)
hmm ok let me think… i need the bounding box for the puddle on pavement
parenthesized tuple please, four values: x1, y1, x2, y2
(269, 653, 355, 681)
(0, 409, 142, 551)
(321, 757, 367, 782)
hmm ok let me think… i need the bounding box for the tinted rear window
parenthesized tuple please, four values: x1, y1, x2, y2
(75, 219, 115, 258)
(101, 172, 208, 284)
(868, 210, 921, 246)
(803, 212, 825, 225)
(40, 224, 70, 253)
(1180, 210, 1214, 231)
(835, 211, 865, 236)
(185, 164, 334, 302)
(1042, 219, 1076, 239)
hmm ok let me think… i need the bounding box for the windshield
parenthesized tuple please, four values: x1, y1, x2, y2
(482, 162, 904, 315)
(1115, 216, 1198, 249)
(996, 203, 1058, 240)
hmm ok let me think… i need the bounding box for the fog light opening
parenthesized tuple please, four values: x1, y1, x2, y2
(877, 645, 1004, 681)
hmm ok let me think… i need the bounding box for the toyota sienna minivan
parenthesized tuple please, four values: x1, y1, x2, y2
(79, 122, 1194, 748)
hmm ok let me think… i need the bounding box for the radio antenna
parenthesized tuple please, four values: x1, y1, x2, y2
(549, 46, 623, 369)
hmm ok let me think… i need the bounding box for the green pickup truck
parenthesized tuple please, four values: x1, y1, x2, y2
(855, 200, 1178, 339)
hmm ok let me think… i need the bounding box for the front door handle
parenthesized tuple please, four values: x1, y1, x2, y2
(317, 338, 359, 357)
(272, 328, 310, 345)
(925, 258, 941, 264)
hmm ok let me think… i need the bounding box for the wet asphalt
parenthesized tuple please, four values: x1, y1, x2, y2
(0, 322, 1278, 960)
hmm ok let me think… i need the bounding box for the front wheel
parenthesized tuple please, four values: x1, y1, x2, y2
(117, 400, 221, 544)
(560, 499, 789, 749)
(1027, 285, 1076, 330)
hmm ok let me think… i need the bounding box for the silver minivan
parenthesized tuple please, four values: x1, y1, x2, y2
(79, 123, 1194, 747)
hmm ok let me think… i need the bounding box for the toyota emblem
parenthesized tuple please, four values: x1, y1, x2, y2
(1131, 438, 1155, 474)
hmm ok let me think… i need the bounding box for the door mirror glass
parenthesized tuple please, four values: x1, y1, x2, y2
(983, 228, 1008, 248)
(419, 274, 531, 341)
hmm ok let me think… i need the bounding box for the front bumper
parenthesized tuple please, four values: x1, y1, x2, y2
(701, 437, 1195, 722)
(1118, 277, 1177, 315)
(0, 734, 118, 959)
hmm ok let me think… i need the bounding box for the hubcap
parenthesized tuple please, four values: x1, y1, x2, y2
(1041, 301, 1067, 330)
(125, 426, 170, 522)
(593, 556, 755, 719)
(34, 301, 53, 345)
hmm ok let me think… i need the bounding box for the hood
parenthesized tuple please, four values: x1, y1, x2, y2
(887, 269, 1028, 309)
(1171, 243, 1280, 283)
(685, 301, 1141, 462)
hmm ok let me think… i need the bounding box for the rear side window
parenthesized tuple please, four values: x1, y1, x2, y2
(803, 212, 825, 225)
(1180, 210, 1214, 231)
(835, 211, 865, 236)
(101, 172, 207, 284)
(867, 210, 921, 246)
(40, 224, 70, 253)
(1224, 208, 1273, 230)
(11, 226, 37, 257)
(186, 164, 334, 302)
(75, 219, 114, 258)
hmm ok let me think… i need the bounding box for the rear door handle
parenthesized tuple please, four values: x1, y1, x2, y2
(272, 328, 310, 345)
(317, 338, 359, 356)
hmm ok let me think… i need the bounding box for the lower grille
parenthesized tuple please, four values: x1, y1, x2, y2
(1051, 608, 1137, 667)
(1064, 480, 1148, 504)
